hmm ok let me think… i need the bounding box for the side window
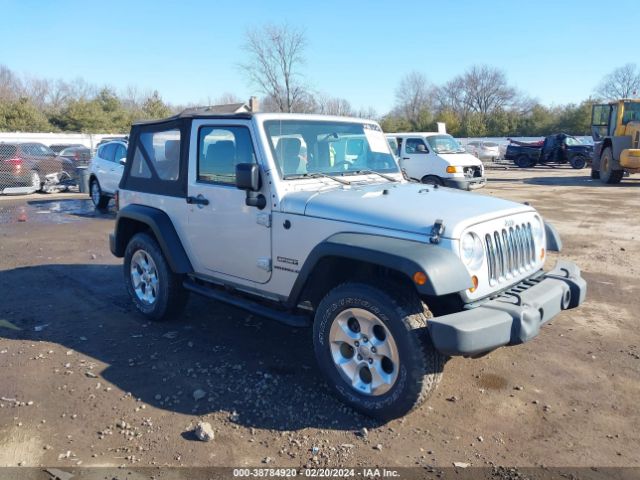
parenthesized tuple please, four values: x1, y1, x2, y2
(405, 138, 428, 154)
(138, 129, 181, 180)
(114, 144, 127, 164)
(101, 144, 116, 162)
(129, 147, 152, 178)
(198, 126, 256, 184)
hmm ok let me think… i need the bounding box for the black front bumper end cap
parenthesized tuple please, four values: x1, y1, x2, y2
(427, 260, 587, 356)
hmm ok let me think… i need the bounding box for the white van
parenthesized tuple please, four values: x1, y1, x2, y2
(386, 133, 486, 190)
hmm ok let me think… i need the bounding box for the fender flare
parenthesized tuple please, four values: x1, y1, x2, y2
(544, 221, 562, 252)
(286, 232, 473, 307)
(111, 204, 193, 274)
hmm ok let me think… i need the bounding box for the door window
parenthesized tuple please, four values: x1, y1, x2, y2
(197, 126, 256, 184)
(114, 144, 127, 164)
(99, 143, 116, 162)
(405, 138, 428, 154)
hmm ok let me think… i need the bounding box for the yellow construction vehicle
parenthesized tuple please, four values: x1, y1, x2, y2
(590, 99, 640, 184)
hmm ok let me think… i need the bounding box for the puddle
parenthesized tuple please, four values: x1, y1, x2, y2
(0, 199, 115, 225)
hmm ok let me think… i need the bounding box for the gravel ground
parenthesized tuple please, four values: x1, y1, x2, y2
(0, 167, 638, 471)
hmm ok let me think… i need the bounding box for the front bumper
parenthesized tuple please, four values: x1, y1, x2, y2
(428, 260, 586, 356)
(444, 176, 487, 190)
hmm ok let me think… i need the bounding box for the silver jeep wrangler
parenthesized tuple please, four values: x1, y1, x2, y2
(110, 111, 586, 420)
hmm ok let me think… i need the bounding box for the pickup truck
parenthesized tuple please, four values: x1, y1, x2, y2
(109, 111, 586, 419)
(505, 133, 593, 169)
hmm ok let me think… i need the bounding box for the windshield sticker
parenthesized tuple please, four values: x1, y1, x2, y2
(363, 124, 389, 153)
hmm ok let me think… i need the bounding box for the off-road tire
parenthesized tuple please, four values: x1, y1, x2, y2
(124, 232, 189, 322)
(421, 175, 443, 186)
(599, 147, 623, 184)
(313, 282, 446, 420)
(515, 154, 533, 168)
(90, 178, 110, 209)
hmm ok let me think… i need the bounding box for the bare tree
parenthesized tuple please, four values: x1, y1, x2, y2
(213, 92, 243, 105)
(241, 23, 309, 113)
(458, 65, 516, 117)
(0, 64, 23, 101)
(596, 63, 640, 100)
(393, 71, 435, 126)
(315, 94, 353, 116)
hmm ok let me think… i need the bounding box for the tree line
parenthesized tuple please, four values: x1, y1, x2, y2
(1, 23, 639, 136)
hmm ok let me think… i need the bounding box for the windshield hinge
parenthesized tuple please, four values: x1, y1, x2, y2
(256, 213, 271, 228)
(430, 219, 445, 244)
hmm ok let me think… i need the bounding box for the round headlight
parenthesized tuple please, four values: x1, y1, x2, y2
(461, 232, 484, 270)
(531, 216, 544, 244)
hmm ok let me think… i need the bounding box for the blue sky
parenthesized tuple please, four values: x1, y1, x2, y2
(1, 0, 638, 113)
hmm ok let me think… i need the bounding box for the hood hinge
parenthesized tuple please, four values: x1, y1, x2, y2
(430, 219, 445, 244)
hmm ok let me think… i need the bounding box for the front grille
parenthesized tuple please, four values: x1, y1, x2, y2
(464, 166, 482, 178)
(485, 223, 535, 284)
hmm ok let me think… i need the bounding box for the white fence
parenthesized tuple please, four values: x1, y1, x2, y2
(0, 132, 126, 151)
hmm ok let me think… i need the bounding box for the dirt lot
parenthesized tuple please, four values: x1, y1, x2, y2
(0, 168, 638, 473)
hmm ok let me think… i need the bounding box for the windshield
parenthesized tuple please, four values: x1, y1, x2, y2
(31, 144, 55, 156)
(564, 136, 581, 146)
(264, 120, 399, 179)
(425, 135, 465, 154)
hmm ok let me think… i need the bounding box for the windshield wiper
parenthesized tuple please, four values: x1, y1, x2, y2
(351, 169, 399, 182)
(286, 172, 351, 185)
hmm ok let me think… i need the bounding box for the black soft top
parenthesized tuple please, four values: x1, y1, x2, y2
(132, 108, 253, 127)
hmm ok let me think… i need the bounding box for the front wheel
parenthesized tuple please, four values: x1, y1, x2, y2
(313, 283, 446, 420)
(569, 155, 587, 169)
(600, 147, 623, 184)
(421, 175, 443, 186)
(124, 233, 189, 321)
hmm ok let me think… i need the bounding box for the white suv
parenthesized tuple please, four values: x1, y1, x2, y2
(88, 140, 128, 208)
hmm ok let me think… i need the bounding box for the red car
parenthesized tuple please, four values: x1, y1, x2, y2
(0, 142, 65, 193)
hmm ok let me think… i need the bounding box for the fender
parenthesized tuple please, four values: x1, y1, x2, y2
(286, 232, 473, 307)
(110, 204, 193, 274)
(544, 221, 562, 252)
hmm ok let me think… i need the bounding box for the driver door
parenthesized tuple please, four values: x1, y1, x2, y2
(185, 120, 272, 284)
(401, 137, 430, 180)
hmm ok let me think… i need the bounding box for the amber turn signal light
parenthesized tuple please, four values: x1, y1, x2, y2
(540, 248, 545, 260)
(469, 275, 479, 292)
(413, 271, 428, 286)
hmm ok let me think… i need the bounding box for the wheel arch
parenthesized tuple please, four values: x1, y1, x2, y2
(110, 204, 193, 274)
(285, 233, 473, 310)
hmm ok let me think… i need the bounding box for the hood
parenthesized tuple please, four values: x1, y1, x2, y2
(438, 152, 483, 166)
(280, 182, 533, 239)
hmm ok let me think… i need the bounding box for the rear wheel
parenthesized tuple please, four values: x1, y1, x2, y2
(313, 282, 446, 420)
(599, 147, 623, 184)
(421, 175, 443, 186)
(90, 178, 109, 209)
(124, 233, 189, 321)
(515, 154, 533, 168)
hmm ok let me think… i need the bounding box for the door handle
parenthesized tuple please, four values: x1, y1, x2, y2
(186, 195, 209, 206)
(402, 157, 410, 160)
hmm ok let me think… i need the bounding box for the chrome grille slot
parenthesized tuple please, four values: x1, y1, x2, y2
(485, 220, 536, 284)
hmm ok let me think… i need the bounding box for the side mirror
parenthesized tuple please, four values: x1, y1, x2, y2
(236, 163, 260, 191)
(119, 158, 126, 165)
(236, 163, 266, 209)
